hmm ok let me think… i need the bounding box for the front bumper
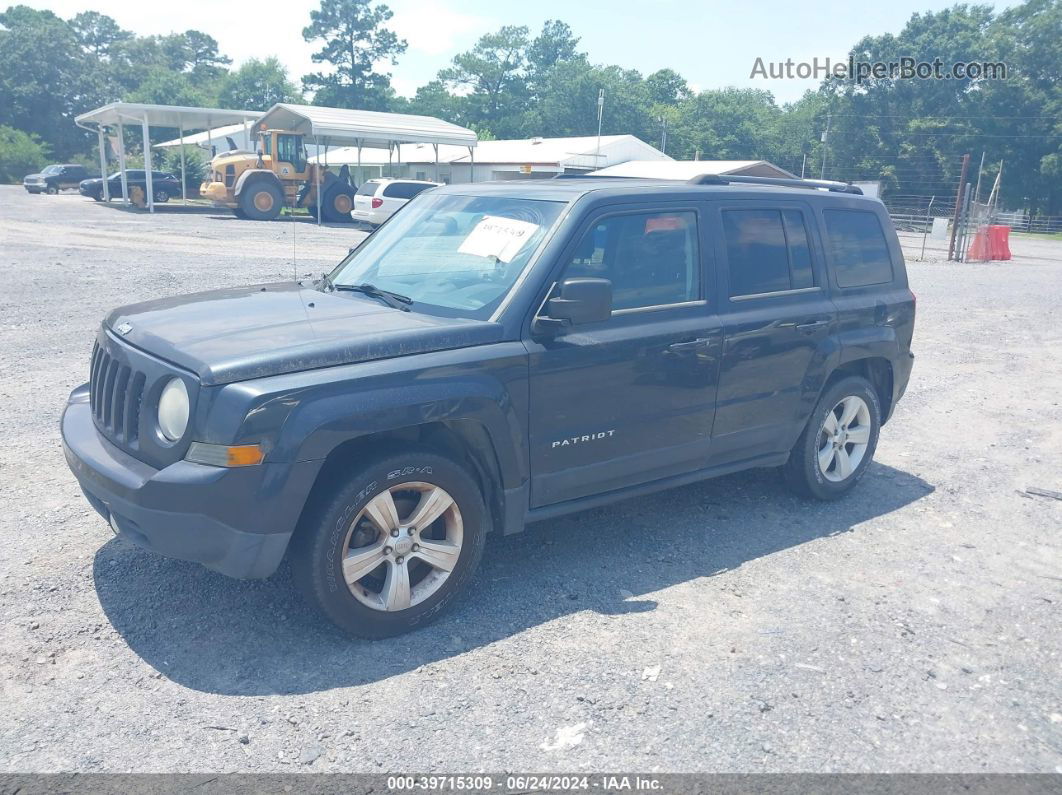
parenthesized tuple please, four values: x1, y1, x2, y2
(61, 384, 320, 579)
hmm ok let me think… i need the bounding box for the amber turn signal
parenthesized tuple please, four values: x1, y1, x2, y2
(186, 442, 265, 467)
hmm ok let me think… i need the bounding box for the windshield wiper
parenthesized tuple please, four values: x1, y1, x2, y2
(333, 282, 413, 311)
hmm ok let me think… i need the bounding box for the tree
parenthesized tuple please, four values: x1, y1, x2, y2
(0, 125, 50, 183)
(302, 0, 406, 110)
(670, 88, 784, 161)
(0, 6, 86, 158)
(536, 61, 654, 141)
(127, 67, 213, 108)
(219, 57, 300, 110)
(69, 11, 131, 59)
(526, 19, 582, 97)
(184, 30, 232, 80)
(645, 69, 691, 106)
(439, 25, 531, 136)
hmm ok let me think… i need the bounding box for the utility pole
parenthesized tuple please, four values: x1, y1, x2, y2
(800, 153, 807, 179)
(595, 89, 605, 166)
(659, 115, 668, 155)
(819, 112, 831, 180)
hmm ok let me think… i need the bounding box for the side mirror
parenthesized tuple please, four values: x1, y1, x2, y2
(537, 278, 612, 333)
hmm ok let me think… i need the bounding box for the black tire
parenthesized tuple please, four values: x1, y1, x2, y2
(783, 375, 881, 500)
(322, 184, 356, 223)
(292, 448, 488, 638)
(45, 185, 58, 195)
(238, 180, 283, 221)
(91, 192, 103, 202)
(233, 207, 247, 219)
(154, 188, 170, 203)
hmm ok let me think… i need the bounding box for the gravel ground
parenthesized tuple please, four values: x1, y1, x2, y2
(1, 185, 1060, 774)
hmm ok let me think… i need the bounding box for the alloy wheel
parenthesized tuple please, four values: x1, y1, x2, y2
(817, 395, 872, 482)
(341, 482, 463, 612)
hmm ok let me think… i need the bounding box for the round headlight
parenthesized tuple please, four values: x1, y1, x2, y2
(157, 378, 189, 442)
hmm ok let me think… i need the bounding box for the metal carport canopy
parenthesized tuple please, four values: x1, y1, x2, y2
(257, 103, 477, 148)
(74, 102, 261, 210)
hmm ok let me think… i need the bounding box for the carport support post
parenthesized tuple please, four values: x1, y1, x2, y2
(314, 135, 322, 226)
(469, 146, 475, 183)
(116, 121, 129, 205)
(97, 127, 110, 202)
(433, 143, 439, 183)
(356, 141, 362, 186)
(178, 121, 187, 205)
(141, 116, 154, 213)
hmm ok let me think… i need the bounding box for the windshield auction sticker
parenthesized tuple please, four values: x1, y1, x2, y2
(458, 215, 540, 263)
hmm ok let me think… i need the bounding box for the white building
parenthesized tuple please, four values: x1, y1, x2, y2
(314, 134, 670, 185)
(591, 159, 796, 180)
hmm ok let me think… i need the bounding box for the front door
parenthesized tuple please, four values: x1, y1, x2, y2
(526, 205, 722, 507)
(276, 134, 308, 181)
(709, 201, 837, 463)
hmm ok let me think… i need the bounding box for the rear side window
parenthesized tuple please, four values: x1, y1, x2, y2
(823, 210, 894, 287)
(564, 210, 700, 311)
(383, 182, 430, 199)
(722, 209, 817, 297)
(356, 182, 380, 196)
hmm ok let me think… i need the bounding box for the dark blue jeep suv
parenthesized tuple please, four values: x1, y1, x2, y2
(61, 174, 915, 637)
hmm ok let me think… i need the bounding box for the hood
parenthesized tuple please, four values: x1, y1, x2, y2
(24, 173, 43, 181)
(210, 152, 258, 170)
(104, 282, 504, 386)
(81, 177, 103, 186)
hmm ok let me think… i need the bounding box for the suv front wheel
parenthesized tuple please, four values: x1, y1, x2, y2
(784, 375, 881, 500)
(292, 449, 488, 638)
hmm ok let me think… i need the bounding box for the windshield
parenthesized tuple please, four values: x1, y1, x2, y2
(330, 192, 565, 319)
(42, 165, 61, 175)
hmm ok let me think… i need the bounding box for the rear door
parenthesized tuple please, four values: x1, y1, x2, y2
(379, 181, 422, 220)
(709, 200, 838, 463)
(526, 202, 723, 507)
(60, 167, 83, 190)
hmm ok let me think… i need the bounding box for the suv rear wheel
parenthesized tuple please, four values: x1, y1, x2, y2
(292, 449, 487, 638)
(784, 375, 881, 500)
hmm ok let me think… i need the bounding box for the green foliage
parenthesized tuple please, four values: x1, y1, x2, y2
(0, 124, 50, 183)
(162, 146, 206, 191)
(219, 57, 301, 110)
(302, 0, 406, 110)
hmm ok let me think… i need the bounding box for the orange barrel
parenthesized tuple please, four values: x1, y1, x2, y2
(988, 225, 1011, 261)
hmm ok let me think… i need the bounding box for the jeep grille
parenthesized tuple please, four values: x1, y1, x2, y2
(89, 341, 146, 445)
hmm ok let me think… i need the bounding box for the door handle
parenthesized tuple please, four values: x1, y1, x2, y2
(667, 337, 713, 351)
(795, 319, 830, 333)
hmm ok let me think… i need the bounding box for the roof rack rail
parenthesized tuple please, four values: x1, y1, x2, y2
(688, 174, 863, 195)
(551, 173, 632, 179)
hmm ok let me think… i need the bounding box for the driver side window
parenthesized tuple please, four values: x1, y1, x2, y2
(563, 210, 701, 311)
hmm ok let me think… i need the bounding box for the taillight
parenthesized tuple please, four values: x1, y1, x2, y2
(371, 197, 383, 209)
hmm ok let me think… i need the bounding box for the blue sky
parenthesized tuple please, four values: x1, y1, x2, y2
(30, 0, 1018, 105)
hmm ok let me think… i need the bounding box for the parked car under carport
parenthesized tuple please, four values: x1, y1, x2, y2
(79, 171, 182, 203)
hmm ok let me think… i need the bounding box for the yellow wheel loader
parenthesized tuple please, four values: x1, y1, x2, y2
(200, 127, 356, 222)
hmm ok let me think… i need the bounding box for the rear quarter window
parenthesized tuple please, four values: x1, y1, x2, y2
(382, 182, 429, 199)
(823, 209, 895, 288)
